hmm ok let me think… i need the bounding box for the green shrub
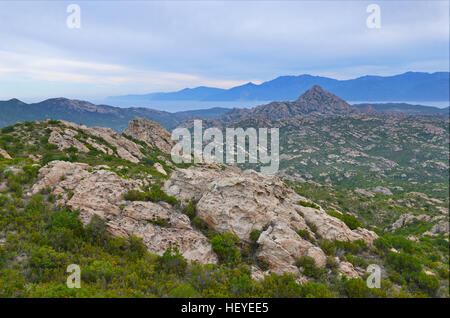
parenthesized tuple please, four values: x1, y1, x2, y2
(156, 247, 187, 276)
(386, 252, 422, 273)
(124, 190, 147, 201)
(183, 200, 196, 220)
(210, 233, 241, 266)
(411, 272, 440, 296)
(297, 229, 315, 243)
(261, 273, 303, 298)
(250, 229, 262, 242)
(295, 256, 327, 280)
(319, 239, 336, 256)
(85, 214, 107, 243)
(342, 278, 371, 298)
(298, 200, 320, 209)
(124, 185, 179, 206)
(326, 209, 361, 230)
(1, 125, 14, 134)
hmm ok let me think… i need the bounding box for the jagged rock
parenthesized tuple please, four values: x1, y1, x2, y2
(370, 186, 393, 195)
(256, 221, 326, 275)
(48, 129, 89, 152)
(250, 266, 268, 282)
(48, 120, 144, 163)
(164, 164, 378, 274)
(153, 162, 167, 175)
(430, 220, 449, 235)
(30, 161, 217, 264)
(0, 148, 12, 159)
(387, 213, 445, 232)
(123, 118, 176, 154)
(337, 261, 359, 278)
(354, 188, 375, 198)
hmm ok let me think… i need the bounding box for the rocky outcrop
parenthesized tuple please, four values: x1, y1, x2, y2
(27, 152, 378, 278)
(164, 165, 378, 275)
(123, 118, 176, 154)
(153, 162, 167, 175)
(48, 128, 89, 152)
(0, 148, 12, 159)
(388, 213, 446, 232)
(337, 260, 359, 278)
(430, 220, 449, 235)
(370, 186, 393, 195)
(30, 161, 217, 264)
(47, 120, 144, 163)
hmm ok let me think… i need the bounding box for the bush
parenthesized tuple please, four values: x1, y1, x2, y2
(85, 214, 107, 243)
(342, 278, 371, 298)
(124, 190, 147, 201)
(295, 256, 327, 280)
(124, 185, 179, 206)
(1, 125, 14, 134)
(210, 233, 241, 266)
(156, 247, 187, 276)
(386, 252, 422, 273)
(411, 272, 440, 296)
(250, 229, 262, 242)
(298, 200, 320, 209)
(261, 273, 303, 298)
(183, 200, 196, 220)
(297, 229, 315, 243)
(319, 240, 336, 256)
(326, 209, 361, 230)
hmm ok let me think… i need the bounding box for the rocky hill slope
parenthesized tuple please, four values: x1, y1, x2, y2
(0, 118, 448, 297)
(218, 85, 359, 123)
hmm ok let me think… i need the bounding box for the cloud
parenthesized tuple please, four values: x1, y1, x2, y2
(0, 0, 448, 99)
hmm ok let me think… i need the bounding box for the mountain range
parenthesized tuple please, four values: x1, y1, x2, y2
(1, 85, 448, 132)
(105, 71, 449, 104)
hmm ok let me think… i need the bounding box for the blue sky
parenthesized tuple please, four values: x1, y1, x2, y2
(0, 0, 448, 101)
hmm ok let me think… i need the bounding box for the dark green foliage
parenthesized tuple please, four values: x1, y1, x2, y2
(295, 256, 327, 280)
(156, 247, 188, 276)
(326, 209, 362, 230)
(250, 229, 262, 242)
(1, 126, 14, 134)
(210, 233, 241, 266)
(298, 200, 320, 209)
(124, 185, 179, 206)
(386, 252, 422, 273)
(183, 200, 196, 220)
(297, 229, 315, 243)
(342, 278, 371, 298)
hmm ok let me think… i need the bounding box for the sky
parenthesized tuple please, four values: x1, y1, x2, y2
(0, 0, 448, 102)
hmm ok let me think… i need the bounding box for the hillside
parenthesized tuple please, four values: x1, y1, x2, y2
(0, 98, 230, 131)
(354, 103, 449, 115)
(0, 118, 448, 298)
(218, 85, 358, 122)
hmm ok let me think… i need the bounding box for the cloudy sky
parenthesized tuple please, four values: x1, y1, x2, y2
(0, 0, 448, 101)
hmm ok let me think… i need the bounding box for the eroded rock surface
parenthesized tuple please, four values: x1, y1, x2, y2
(165, 165, 378, 275)
(30, 161, 217, 264)
(47, 120, 144, 163)
(123, 117, 176, 154)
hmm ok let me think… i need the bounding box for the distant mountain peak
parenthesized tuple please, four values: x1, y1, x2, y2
(7, 98, 26, 105)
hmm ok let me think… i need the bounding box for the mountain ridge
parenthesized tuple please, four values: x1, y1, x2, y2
(106, 71, 450, 103)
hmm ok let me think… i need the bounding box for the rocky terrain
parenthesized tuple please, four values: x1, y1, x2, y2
(13, 115, 378, 278)
(0, 112, 448, 297)
(219, 85, 359, 123)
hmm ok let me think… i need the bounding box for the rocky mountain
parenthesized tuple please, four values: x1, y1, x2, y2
(106, 71, 450, 102)
(0, 98, 230, 131)
(185, 85, 359, 125)
(0, 117, 448, 297)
